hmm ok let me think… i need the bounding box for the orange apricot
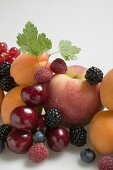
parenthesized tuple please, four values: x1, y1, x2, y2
(1, 86, 26, 124)
(89, 110, 113, 154)
(0, 88, 4, 112)
(37, 52, 49, 62)
(10, 53, 50, 86)
(100, 69, 113, 111)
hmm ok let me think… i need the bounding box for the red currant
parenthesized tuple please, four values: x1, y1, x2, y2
(0, 50, 11, 64)
(0, 42, 7, 54)
(0, 53, 6, 63)
(9, 47, 20, 58)
(7, 57, 15, 64)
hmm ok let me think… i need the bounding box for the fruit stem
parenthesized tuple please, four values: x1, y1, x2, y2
(45, 53, 50, 67)
(49, 50, 61, 57)
(45, 50, 61, 68)
(36, 56, 40, 67)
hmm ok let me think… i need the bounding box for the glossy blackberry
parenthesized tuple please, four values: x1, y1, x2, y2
(0, 124, 12, 142)
(69, 126, 87, 146)
(0, 62, 11, 78)
(85, 66, 103, 85)
(0, 139, 5, 153)
(45, 108, 62, 128)
(0, 75, 16, 92)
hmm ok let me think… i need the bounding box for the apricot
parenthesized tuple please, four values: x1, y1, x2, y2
(1, 86, 26, 124)
(10, 53, 50, 86)
(0, 88, 4, 112)
(89, 110, 113, 154)
(37, 52, 49, 62)
(100, 69, 113, 111)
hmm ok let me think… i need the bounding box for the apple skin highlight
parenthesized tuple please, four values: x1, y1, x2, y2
(45, 65, 103, 127)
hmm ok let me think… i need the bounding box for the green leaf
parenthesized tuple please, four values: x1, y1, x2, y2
(37, 33, 52, 55)
(59, 40, 81, 60)
(17, 21, 52, 56)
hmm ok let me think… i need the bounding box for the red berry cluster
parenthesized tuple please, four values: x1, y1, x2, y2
(0, 42, 20, 64)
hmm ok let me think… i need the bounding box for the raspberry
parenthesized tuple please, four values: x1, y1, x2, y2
(50, 58, 67, 74)
(0, 62, 11, 78)
(0, 75, 17, 92)
(69, 126, 87, 146)
(28, 143, 49, 163)
(45, 108, 62, 128)
(98, 155, 113, 170)
(85, 66, 103, 85)
(34, 67, 53, 84)
(0, 124, 12, 142)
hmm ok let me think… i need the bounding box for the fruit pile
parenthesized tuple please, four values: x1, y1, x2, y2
(0, 21, 113, 170)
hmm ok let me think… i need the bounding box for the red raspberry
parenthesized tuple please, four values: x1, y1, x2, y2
(50, 58, 67, 74)
(34, 67, 53, 84)
(28, 143, 49, 163)
(98, 155, 113, 170)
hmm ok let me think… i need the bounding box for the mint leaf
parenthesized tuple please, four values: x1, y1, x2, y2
(59, 40, 81, 60)
(17, 21, 52, 56)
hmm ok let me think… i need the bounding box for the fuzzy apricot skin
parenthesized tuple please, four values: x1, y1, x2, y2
(89, 110, 113, 154)
(10, 53, 50, 86)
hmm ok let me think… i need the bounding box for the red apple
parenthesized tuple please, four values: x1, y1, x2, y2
(45, 65, 103, 127)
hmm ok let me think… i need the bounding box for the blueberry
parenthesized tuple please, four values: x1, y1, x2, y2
(0, 139, 5, 153)
(33, 131, 46, 143)
(80, 148, 96, 163)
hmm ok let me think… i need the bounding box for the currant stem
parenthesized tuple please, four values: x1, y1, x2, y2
(45, 53, 50, 67)
(45, 51, 61, 68)
(49, 50, 61, 57)
(36, 56, 40, 67)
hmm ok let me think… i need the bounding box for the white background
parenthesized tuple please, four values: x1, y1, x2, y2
(0, 0, 113, 169)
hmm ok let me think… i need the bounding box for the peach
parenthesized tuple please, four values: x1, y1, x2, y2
(1, 86, 26, 124)
(45, 65, 102, 127)
(89, 110, 113, 154)
(100, 69, 113, 111)
(10, 53, 50, 86)
(65, 65, 86, 79)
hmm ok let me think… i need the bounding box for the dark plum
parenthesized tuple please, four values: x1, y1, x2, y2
(10, 106, 38, 131)
(21, 84, 48, 107)
(47, 127, 70, 152)
(7, 129, 32, 154)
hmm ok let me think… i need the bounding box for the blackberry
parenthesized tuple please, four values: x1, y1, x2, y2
(85, 66, 103, 85)
(45, 108, 62, 128)
(69, 126, 87, 146)
(0, 75, 17, 92)
(0, 62, 11, 78)
(0, 124, 12, 142)
(0, 139, 5, 153)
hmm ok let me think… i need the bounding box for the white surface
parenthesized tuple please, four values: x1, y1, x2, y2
(0, 0, 113, 169)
